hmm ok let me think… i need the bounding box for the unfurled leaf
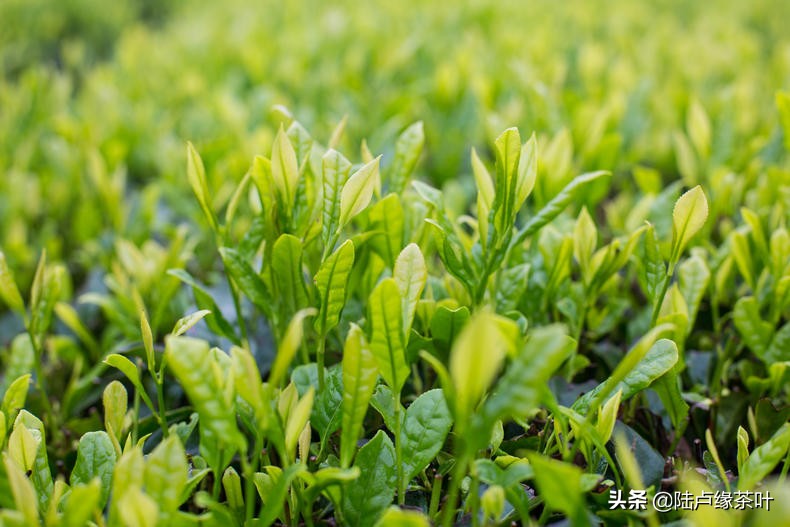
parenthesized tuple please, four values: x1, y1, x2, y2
(368, 278, 409, 393)
(322, 149, 353, 246)
(573, 328, 677, 415)
(0, 251, 25, 318)
(186, 142, 218, 232)
(70, 431, 116, 508)
(389, 121, 424, 194)
(270, 308, 317, 387)
(341, 430, 397, 527)
(670, 185, 708, 265)
(739, 423, 790, 489)
(339, 156, 381, 228)
(271, 125, 300, 211)
(400, 389, 452, 486)
(103, 380, 127, 441)
(315, 240, 355, 336)
(144, 434, 188, 516)
(172, 309, 211, 337)
(733, 297, 772, 360)
(393, 243, 427, 338)
(341, 324, 378, 468)
(165, 336, 244, 451)
(449, 312, 513, 427)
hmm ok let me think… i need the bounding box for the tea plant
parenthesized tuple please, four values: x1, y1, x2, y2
(1, 0, 790, 525)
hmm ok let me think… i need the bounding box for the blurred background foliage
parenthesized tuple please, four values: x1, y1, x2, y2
(1, 0, 789, 290)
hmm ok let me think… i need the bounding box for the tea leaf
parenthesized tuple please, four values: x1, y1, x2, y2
(341, 430, 397, 527)
(165, 336, 245, 451)
(393, 243, 427, 338)
(670, 185, 708, 265)
(70, 431, 117, 508)
(186, 142, 218, 232)
(389, 121, 424, 194)
(315, 239, 355, 336)
(0, 252, 25, 319)
(400, 389, 452, 486)
(341, 324, 378, 468)
(738, 423, 790, 489)
(271, 125, 300, 211)
(369, 278, 409, 393)
(144, 434, 188, 516)
(339, 156, 381, 228)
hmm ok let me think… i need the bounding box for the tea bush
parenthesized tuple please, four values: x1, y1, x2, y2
(1, 0, 790, 525)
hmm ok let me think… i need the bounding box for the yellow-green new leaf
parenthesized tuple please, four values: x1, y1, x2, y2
(687, 99, 711, 160)
(574, 207, 597, 282)
(118, 487, 159, 527)
(449, 312, 512, 425)
(186, 142, 218, 232)
(269, 308, 317, 387)
(369, 278, 409, 393)
(165, 336, 245, 451)
(271, 125, 300, 211)
(103, 381, 128, 442)
(670, 185, 708, 265)
(314, 240, 355, 336)
(339, 156, 381, 228)
(3, 452, 39, 526)
(8, 422, 39, 473)
(285, 388, 314, 457)
(393, 243, 427, 338)
(515, 133, 538, 210)
(340, 324, 378, 468)
(144, 434, 188, 515)
(0, 251, 25, 319)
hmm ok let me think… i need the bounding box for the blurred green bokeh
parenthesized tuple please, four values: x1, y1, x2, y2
(1, 0, 789, 282)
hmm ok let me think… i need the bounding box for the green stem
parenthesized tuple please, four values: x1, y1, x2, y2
(394, 390, 405, 505)
(429, 472, 443, 520)
(441, 453, 469, 527)
(244, 435, 262, 523)
(155, 379, 170, 437)
(132, 388, 141, 444)
(317, 337, 326, 391)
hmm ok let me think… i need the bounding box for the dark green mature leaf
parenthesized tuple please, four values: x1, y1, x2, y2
(400, 389, 452, 486)
(314, 240, 355, 336)
(70, 431, 117, 508)
(341, 430, 397, 527)
(312, 366, 344, 438)
(368, 278, 409, 393)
